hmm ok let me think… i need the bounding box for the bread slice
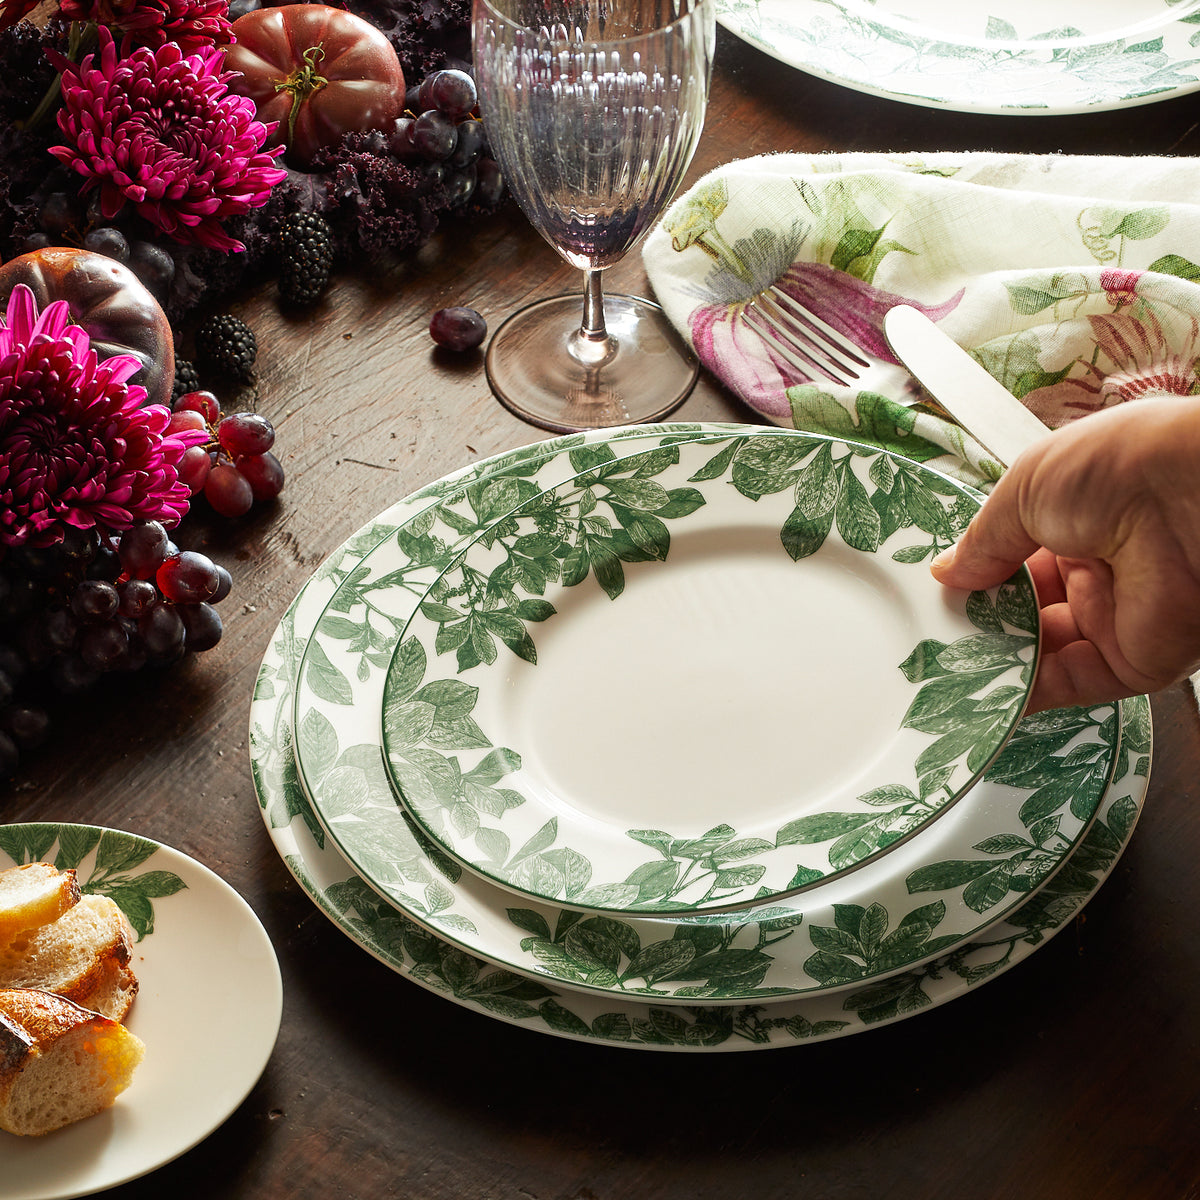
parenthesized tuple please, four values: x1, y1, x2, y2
(0, 988, 144, 1135)
(0, 894, 134, 1009)
(74, 958, 139, 1024)
(0, 864, 81, 946)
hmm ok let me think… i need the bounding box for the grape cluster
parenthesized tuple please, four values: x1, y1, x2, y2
(170, 391, 285, 519)
(388, 68, 504, 211)
(0, 524, 232, 780)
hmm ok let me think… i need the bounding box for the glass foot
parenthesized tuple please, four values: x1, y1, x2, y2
(484, 293, 700, 433)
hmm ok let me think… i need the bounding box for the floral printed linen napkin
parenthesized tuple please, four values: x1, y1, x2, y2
(643, 150, 1200, 703)
(643, 151, 1200, 492)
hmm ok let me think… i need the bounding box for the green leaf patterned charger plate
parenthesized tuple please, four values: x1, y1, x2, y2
(380, 432, 1039, 915)
(715, 0, 1200, 115)
(252, 428, 1152, 1047)
(289, 426, 1102, 1005)
(1, 823, 282, 1199)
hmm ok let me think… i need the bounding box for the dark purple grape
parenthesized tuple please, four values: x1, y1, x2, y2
(21, 231, 50, 253)
(0, 645, 24, 686)
(0, 668, 12, 707)
(0, 576, 38, 622)
(179, 603, 223, 651)
(118, 578, 158, 619)
(388, 116, 416, 157)
(83, 226, 130, 262)
(128, 241, 176, 296)
(412, 110, 458, 161)
(204, 463, 255, 517)
(48, 653, 100, 694)
(235, 451, 285, 501)
(429, 69, 477, 118)
(156, 551, 220, 604)
(138, 604, 186, 660)
(39, 191, 77, 237)
(430, 307, 487, 352)
(450, 119, 485, 167)
(119, 520, 170, 580)
(475, 159, 504, 208)
(404, 82, 422, 112)
(218, 411, 275, 456)
(60, 526, 100, 564)
(3, 703, 49, 749)
(86, 544, 123, 582)
(211, 564, 233, 604)
(446, 165, 478, 207)
(80, 621, 129, 670)
(70, 580, 119, 623)
(41, 607, 78, 652)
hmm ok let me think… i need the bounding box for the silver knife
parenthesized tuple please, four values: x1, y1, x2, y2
(883, 304, 1049, 468)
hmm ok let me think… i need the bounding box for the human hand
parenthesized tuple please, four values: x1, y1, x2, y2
(931, 394, 1200, 713)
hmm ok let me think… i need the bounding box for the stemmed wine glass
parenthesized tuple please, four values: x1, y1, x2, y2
(473, 0, 716, 432)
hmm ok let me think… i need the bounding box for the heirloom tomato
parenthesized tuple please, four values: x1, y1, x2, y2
(225, 3, 406, 168)
(0, 248, 174, 409)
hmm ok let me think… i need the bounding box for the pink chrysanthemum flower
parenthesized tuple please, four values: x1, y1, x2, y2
(59, 0, 234, 54)
(48, 29, 286, 252)
(0, 285, 208, 548)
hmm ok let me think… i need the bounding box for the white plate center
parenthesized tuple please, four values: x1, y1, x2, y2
(503, 525, 918, 834)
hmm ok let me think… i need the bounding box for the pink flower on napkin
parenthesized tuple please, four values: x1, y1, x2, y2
(689, 262, 963, 422)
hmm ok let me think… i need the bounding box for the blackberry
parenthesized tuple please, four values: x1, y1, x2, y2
(171, 358, 201, 403)
(195, 314, 257, 383)
(278, 211, 334, 307)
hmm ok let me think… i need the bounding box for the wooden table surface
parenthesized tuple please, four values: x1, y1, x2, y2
(8, 26, 1200, 1200)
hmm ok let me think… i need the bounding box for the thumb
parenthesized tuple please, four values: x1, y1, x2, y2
(931, 481, 1041, 591)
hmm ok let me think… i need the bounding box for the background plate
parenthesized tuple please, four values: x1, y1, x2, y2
(716, 0, 1200, 115)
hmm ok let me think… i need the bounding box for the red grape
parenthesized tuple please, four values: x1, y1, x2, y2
(236, 451, 285, 501)
(173, 390, 221, 423)
(178, 444, 212, 496)
(119, 521, 169, 579)
(168, 408, 208, 437)
(430, 306, 486, 351)
(218, 412, 275, 457)
(204, 464, 254, 517)
(156, 551, 220, 604)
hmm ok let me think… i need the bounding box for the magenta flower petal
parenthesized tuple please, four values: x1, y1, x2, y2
(50, 28, 286, 252)
(0, 285, 206, 548)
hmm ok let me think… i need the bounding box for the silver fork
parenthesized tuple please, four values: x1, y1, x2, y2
(742, 283, 918, 399)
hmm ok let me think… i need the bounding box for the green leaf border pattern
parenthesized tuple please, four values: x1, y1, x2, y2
(0, 824, 186, 941)
(382, 433, 1038, 913)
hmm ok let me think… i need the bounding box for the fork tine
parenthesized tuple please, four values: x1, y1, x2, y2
(767, 286, 872, 372)
(742, 303, 854, 385)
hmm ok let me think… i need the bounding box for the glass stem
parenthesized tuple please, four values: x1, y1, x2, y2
(582, 268, 607, 341)
(570, 268, 618, 371)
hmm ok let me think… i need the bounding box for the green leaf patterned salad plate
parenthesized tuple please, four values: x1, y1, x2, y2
(288, 426, 1106, 1005)
(1, 824, 282, 1200)
(379, 432, 1039, 915)
(251, 424, 1152, 1049)
(715, 0, 1200, 115)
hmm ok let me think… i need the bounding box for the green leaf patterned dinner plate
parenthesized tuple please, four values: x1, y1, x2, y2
(0, 824, 282, 1199)
(288, 426, 1100, 1003)
(380, 432, 1039, 915)
(716, 0, 1200, 115)
(252, 424, 1151, 1047)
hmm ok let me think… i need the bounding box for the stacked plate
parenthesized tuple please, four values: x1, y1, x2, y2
(250, 423, 1152, 1052)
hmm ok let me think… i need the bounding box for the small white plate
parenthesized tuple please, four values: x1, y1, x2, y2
(716, 0, 1200, 115)
(0, 824, 282, 1200)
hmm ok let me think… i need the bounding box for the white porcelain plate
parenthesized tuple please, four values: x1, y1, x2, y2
(286, 426, 1111, 1003)
(250, 430, 1152, 1048)
(0, 824, 283, 1200)
(380, 432, 1039, 914)
(715, 0, 1200, 115)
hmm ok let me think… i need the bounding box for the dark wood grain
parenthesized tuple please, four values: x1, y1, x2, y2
(8, 26, 1200, 1200)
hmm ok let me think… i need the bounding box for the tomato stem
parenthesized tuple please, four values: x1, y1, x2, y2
(275, 43, 329, 149)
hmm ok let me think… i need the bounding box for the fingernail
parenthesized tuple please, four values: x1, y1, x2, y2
(931, 546, 955, 571)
